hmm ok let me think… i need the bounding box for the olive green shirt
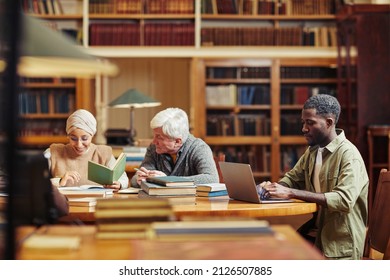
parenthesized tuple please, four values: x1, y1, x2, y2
(279, 129, 368, 259)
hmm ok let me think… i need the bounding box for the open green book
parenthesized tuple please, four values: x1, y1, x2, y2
(88, 152, 126, 185)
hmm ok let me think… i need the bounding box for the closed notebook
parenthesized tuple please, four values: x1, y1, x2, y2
(88, 152, 126, 185)
(146, 176, 194, 187)
(141, 180, 196, 196)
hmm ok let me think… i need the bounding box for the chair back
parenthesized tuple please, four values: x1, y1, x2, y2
(364, 169, 390, 259)
(213, 153, 225, 183)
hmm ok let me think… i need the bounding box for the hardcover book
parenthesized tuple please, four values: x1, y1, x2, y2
(67, 197, 97, 207)
(58, 186, 114, 198)
(196, 183, 226, 192)
(196, 190, 229, 197)
(150, 220, 273, 236)
(146, 175, 194, 187)
(138, 190, 196, 205)
(141, 181, 196, 196)
(88, 152, 126, 185)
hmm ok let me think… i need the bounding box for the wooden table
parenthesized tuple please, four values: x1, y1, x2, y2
(16, 224, 324, 260)
(63, 195, 317, 224)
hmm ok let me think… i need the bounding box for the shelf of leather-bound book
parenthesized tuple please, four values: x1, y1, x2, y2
(89, 14, 195, 19)
(201, 15, 336, 21)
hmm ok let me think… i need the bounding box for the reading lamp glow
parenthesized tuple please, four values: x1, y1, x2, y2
(109, 89, 161, 146)
(15, 14, 118, 78)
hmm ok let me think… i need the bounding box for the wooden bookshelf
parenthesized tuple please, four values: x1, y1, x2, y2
(22, 0, 343, 53)
(17, 77, 94, 148)
(191, 57, 338, 182)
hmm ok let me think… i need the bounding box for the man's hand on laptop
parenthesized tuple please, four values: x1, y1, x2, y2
(256, 181, 271, 200)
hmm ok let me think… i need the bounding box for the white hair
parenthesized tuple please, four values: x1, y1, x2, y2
(150, 108, 189, 142)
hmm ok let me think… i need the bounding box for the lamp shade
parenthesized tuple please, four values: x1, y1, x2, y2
(16, 14, 119, 78)
(109, 89, 161, 108)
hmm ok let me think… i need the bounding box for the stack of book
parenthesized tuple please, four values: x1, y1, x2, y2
(94, 198, 174, 239)
(196, 183, 228, 197)
(138, 176, 196, 205)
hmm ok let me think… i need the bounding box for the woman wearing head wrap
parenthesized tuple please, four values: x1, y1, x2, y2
(45, 109, 129, 191)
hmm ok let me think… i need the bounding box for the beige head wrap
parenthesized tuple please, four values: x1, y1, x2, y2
(66, 109, 97, 136)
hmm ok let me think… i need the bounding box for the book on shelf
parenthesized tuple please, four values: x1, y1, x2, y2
(67, 197, 97, 207)
(149, 220, 274, 237)
(196, 183, 226, 192)
(88, 152, 126, 185)
(141, 180, 196, 196)
(138, 190, 196, 205)
(146, 175, 194, 187)
(196, 190, 229, 197)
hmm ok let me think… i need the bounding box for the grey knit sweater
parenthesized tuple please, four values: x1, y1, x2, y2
(130, 134, 219, 187)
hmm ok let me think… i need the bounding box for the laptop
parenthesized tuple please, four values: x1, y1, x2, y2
(219, 161, 293, 204)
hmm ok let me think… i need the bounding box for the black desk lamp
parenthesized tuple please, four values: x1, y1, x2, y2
(109, 89, 161, 146)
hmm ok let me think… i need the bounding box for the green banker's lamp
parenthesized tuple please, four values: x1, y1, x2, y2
(0, 13, 118, 77)
(109, 89, 161, 146)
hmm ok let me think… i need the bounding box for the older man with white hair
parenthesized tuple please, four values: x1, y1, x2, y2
(131, 108, 219, 188)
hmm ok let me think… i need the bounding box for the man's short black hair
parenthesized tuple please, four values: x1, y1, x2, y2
(303, 94, 341, 124)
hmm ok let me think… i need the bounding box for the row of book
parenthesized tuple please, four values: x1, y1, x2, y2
(18, 90, 75, 115)
(206, 85, 270, 106)
(90, 0, 195, 14)
(280, 85, 337, 105)
(212, 145, 270, 174)
(207, 114, 271, 137)
(89, 22, 195, 46)
(201, 26, 337, 47)
(18, 120, 65, 137)
(206, 66, 337, 80)
(280, 145, 306, 173)
(202, 0, 342, 15)
(22, 0, 64, 15)
(207, 67, 270, 79)
(281, 66, 337, 79)
(20, 77, 76, 84)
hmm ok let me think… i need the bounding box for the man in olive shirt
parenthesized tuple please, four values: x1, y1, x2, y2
(259, 94, 368, 259)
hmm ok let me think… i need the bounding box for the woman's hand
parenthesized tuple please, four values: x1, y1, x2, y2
(104, 181, 121, 192)
(59, 171, 81, 187)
